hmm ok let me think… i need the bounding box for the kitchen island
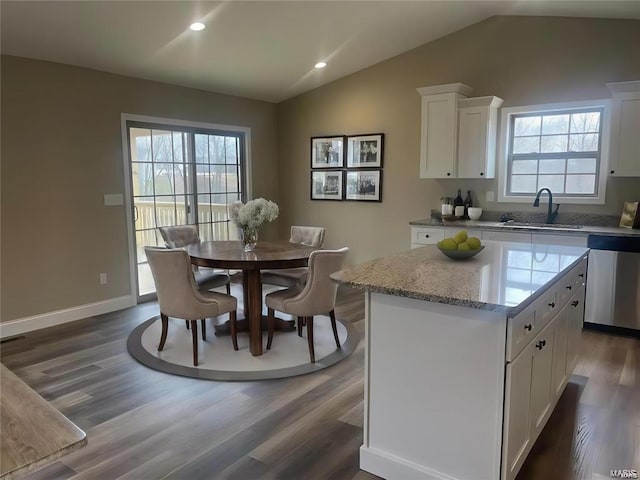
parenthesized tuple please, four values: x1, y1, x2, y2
(331, 242, 589, 480)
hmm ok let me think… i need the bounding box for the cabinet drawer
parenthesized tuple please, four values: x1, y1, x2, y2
(482, 231, 532, 243)
(531, 233, 587, 247)
(507, 303, 537, 361)
(411, 227, 445, 245)
(536, 288, 558, 329)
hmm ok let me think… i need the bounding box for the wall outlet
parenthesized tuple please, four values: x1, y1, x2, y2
(486, 191, 495, 202)
(99, 273, 108, 285)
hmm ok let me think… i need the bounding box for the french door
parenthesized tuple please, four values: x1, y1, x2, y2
(126, 121, 246, 301)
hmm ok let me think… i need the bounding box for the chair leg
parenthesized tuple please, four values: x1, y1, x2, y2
(190, 320, 198, 366)
(297, 316, 303, 337)
(226, 282, 231, 295)
(329, 310, 341, 349)
(185, 320, 190, 329)
(307, 316, 315, 363)
(158, 313, 169, 351)
(230, 310, 238, 351)
(266, 308, 275, 350)
(201, 319, 206, 341)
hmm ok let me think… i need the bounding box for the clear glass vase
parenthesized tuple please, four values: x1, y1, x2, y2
(241, 227, 258, 252)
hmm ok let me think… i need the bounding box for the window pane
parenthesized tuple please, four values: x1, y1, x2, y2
(196, 164, 211, 193)
(569, 134, 599, 152)
(539, 159, 565, 174)
(154, 163, 175, 194)
(134, 197, 155, 229)
(512, 160, 538, 174)
(198, 194, 212, 223)
(571, 112, 600, 133)
(541, 135, 568, 153)
(541, 115, 569, 135)
(152, 131, 173, 162)
(156, 196, 176, 227)
(566, 175, 596, 194)
(172, 132, 184, 163)
(225, 137, 239, 164)
(226, 165, 239, 191)
(567, 158, 596, 174)
(132, 129, 152, 161)
(173, 164, 187, 195)
(210, 165, 226, 193)
(195, 134, 208, 163)
(514, 116, 541, 136)
(538, 175, 565, 193)
(511, 175, 537, 193)
(131, 163, 154, 196)
(513, 136, 540, 154)
(209, 135, 225, 164)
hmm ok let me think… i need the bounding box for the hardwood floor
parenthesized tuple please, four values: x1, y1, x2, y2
(1, 287, 638, 480)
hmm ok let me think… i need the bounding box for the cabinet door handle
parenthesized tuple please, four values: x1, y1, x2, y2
(610, 170, 615, 174)
(578, 273, 584, 278)
(535, 339, 546, 350)
(524, 324, 532, 331)
(566, 285, 572, 290)
(425, 234, 430, 238)
(571, 300, 579, 307)
(548, 302, 555, 308)
(480, 172, 484, 176)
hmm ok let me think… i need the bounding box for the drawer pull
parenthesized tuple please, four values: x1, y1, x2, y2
(578, 273, 584, 278)
(571, 300, 579, 307)
(535, 339, 546, 350)
(524, 324, 532, 331)
(548, 302, 555, 308)
(566, 285, 572, 290)
(425, 234, 430, 238)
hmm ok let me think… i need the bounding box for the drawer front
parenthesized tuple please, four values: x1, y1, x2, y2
(507, 303, 537, 361)
(558, 257, 588, 307)
(483, 231, 532, 243)
(536, 288, 558, 329)
(531, 233, 587, 247)
(411, 227, 445, 245)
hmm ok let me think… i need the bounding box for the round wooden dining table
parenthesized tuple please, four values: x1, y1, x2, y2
(186, 241, 318, 356)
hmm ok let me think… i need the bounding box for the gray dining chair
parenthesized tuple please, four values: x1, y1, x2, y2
(265, 247, 348, 363)
(261, 226, 326, 288)
(145, 247, 238, 366)
(158, 225, 231, 295)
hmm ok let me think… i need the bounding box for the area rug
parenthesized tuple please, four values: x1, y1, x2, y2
(127, 310, 359, 381)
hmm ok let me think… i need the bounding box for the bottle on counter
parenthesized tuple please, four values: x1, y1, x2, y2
(464, 191, 473, 218)
(453, 189, 464, 218)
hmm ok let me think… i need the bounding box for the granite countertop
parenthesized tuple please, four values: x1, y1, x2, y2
(331, 243, 589, 316)
(409, 218, 640, 237)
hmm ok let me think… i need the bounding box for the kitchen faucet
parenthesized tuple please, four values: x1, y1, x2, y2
(533, 188, 559, 224)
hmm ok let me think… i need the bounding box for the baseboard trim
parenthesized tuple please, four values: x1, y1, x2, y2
(0, 295, 136, 339)
(360, 446, 459, 480)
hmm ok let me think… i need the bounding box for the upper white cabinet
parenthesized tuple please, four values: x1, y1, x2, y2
(417, 83, 472, 178)
(417, 83, 502, 179)
(607, 80, 640, 177)
(457, 96, 504, 178)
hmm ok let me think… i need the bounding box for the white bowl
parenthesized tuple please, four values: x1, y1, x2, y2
(468, 207, 482, 220)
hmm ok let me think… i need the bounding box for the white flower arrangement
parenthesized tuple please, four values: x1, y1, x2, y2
(229, 198, 279, 231)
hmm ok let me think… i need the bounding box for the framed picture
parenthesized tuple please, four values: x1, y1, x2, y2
(346, 133, 384, 168)
(345, 170, 382, 202)
(311, 136, 345, 168)
(311, 170, 343, 200)
(619, 201, 640, 228)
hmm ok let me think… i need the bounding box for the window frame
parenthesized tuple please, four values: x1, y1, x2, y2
(497, 99, 611, 205)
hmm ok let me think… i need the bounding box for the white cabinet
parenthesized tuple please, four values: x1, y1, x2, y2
(531, 233, 587, 247)
(457, 96, 503, 178)
(566, 290, 585, 374)
(483, 230, 532, 243)
(607, 80, 640, 177)
(417, 83, 472, 178)
(417, 83, 502, 179)
(410, 227, 445, 248)
(551, 302, 569, 397)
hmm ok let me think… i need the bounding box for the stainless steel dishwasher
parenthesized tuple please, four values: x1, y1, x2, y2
(585, 235, 640, 337)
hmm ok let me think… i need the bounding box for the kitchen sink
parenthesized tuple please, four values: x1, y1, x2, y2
(501, 221, 583, 229)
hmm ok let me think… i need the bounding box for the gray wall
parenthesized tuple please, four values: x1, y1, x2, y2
(1, 55, 279, 322)
(277, 16, 640, 263)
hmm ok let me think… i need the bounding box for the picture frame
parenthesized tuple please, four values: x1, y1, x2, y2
(345, 170, 382, 202)
(619, 201, 640, 228)
(346, 133, 384, 168)
(311, 170, 343, 201)
(310, 136, 345, 169)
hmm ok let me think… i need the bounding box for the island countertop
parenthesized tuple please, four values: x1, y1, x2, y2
(331, 242, 589, 316)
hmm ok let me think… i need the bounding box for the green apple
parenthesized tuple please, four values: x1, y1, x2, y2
(440, 238, 458, 250)
(458, 242, 471, 251)
(453, 230, 468, 244)
(467, 237, 482, 250)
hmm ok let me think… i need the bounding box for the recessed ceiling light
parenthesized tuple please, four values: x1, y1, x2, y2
(190, 22, 205, 31)
(314, 62, 327, 69)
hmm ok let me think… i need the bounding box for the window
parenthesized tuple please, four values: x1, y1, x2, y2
(498, 100, 610, 204)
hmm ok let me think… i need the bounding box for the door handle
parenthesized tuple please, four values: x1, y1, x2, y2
(571, 300, 579, 307)
(133, 205, 139, 222)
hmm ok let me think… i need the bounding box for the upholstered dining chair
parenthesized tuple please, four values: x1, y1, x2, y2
(158, 225, 231, 295)
(261, 226, 326, 288)
(265, 247, 348, 363)
(145, 247, 238, 366)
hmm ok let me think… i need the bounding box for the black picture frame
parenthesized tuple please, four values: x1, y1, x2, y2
(345, 169, 382, 202)
(310, 136, 345, 169)
(346, 133, 384, 168)
(311, 170, 344, 201)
